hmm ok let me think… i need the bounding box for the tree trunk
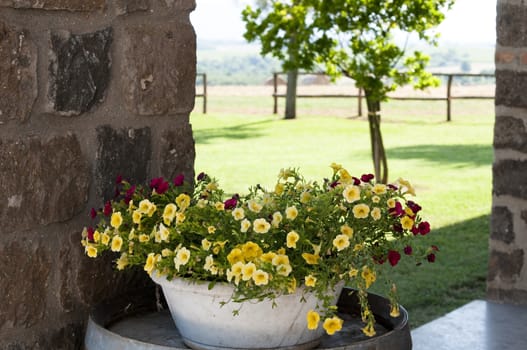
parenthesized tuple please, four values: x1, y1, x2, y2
(285, 69, 298, 119)
(365, 91, 388, 183)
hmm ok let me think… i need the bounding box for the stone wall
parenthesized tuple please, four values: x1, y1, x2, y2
(0, 1, 196, 348)
(489, 0, 527, 303)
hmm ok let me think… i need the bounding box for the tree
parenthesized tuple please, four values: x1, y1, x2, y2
(242, 0, 453, 182)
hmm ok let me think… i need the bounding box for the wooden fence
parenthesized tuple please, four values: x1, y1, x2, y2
(272, 72, 495, 121)
(196, 72, 207, 114)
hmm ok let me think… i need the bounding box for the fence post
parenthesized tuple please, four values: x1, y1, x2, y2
(203, 73, 207, 114)
(446, 74, 453, 122)
(358, 87, 363, 117)
(273, 72, 278, 114)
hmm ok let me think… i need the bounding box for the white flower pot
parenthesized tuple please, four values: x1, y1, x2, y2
(151, 273, 343, 350)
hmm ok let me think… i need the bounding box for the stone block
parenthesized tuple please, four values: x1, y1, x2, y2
(490, 206, 515, 244)
(488, 249, 524, 283)
(495, 50, 516, 64)
(487, 287, 527, 304)
(494, 116, 527, 152)
(0, 21, 37, 123)
(0, 134, 90, 234)
(497, 3, 527, 47)
(0, 241, 50, 330)
(48, 27, 112, 116)
(95, 125, 151, 201)
(0, 0, 106, 11)
(162, 0, 196, 11)
(496, 70, 527, 108)
(115, 0, 149, 15)
(160, 125, 195, 182)
(493, 160, 527, 199)
(121, 22, 196, 115)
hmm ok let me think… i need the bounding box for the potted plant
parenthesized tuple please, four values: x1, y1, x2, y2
(81, 163, 436, 350)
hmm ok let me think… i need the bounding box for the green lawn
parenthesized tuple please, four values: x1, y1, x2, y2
(190, 98, 494, 328)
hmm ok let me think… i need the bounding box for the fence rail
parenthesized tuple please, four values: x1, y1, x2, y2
(272, 72, 495, 121)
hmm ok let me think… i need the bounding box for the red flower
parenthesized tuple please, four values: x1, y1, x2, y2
(389, 202, 404, 217)
(352, 177, 361, 185)
(103, 201, 112, 216)
(224, 197, 238, 210)
(418, 222, 431, 235)
(173, 174, 185, 186)
(388, 250, 401, 266)
(197, 172, 206, 181)
(150, 177, 169, 194)
(87, 227, 94, 241)
(90, 208, 97, 219)
(404, 246, 413, 255)
(360, 174, 374, 182)
(411, 226, 419, 235)
(388, 184, 398, 191)
(407, 201, 422, 214)
(427, 253, 436, 263)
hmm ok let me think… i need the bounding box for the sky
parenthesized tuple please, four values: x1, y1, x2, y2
(190, 0, 497, 45)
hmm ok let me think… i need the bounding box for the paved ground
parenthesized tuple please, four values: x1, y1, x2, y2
(411, 300, 527, 350)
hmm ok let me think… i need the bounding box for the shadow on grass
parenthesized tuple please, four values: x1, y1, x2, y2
(192, 119, 275, 144)
(377, 214, 490, 328)
(387, 144, 492, 167)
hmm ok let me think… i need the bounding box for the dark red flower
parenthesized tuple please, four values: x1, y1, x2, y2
(197, 172, 206, 181)
(330, 181, 340, 188)
(352, 177, 361, 185)
(87, 227, 94, 241)
(173, 174, 185, 186)
(404, 246, 413, 255)
(103, 201, 112, 216)
(389, 201, 404, 217)
(115, 175, 123, 184)
(427, 253, 436, 263)
(224, 197, 238, 210)
(407, 201, 422, 214)
(90, 208, 97, 219)
(125, 185, 136, 204)
(393, 223, 403, 233)
(388, 184, 398, 190)
(360, 174, 374, 182)
(431, 245, 439, 251)
(150, 177, 169, 194)
(419, 222, 431, 235)
(411, 226, 420, 235)
(388, 250, 401, 266)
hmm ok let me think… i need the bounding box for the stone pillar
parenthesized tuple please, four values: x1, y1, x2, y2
(489, 0, 527, 303)
(0, 1, 196, 348)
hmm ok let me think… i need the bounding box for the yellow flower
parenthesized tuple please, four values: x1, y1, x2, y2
(208, 225, 216, 234)
(252, 269, 269, 286)
(390, 304, 400, 317)
(339, 169, 353, 185)
(253, 218, 271, 233)
(132, 210, 142, 224)
(330, 162, 342, 173)
(202, 238, 212, 251)
(110, 212, 123, 229)
(212, 240, 228, 254)
(101, 232, 110, 246)
(214, 202, 225, 211)
(361, 266, 376, 288)
(277, 263, 292, 276)
(387, 198, 396, 208)
(340, 224, 354, 237)
(372, 195, 380, 203)
(305, 275, 317, 287)
(176, 193, 191, 210)
(138, 199, 154, 214)
(275, 183, 285, 195)
(405, 207, 415, 216)
(302, 253, 320, 265)
(139, 234, 150, 242)
(227, 261, 244, 285)
(401, 216, 414, 230)
(93, 230, 101, 242)
(285, 206, 298, 220)
(352, 203, 370, 219)
(240, 218, 251, 233)
(162, 203, 177, 225)
(227, 248, 244, 265)
(159, 223, 170, 241)
(306, 310, 320, 330)
(332, 234, 350, 251)
(362, 322, 376, 337)
(116, 253, 128, 270)
(323, 316, 343, 335)
(260, 251, 277, 263)
(111, 236, 123, 252)
(372, 183, 387, 195)
(300, 191, 312, 204)
(371, 207, 382, 221)
(271, 211, 283, 227)
(242, 262, 256, 281)
(248, 200, 263, 213)
(348, 268, 359, 278)
(144, 253, 157, 274)
(174, 247, 190, 271)
(204, 255, 215, 272)
(272, 254, 290, 266)
(176, 212, 185, 224)
(397, 177, 416, 196)
(287, 277, 297, 293)
(86, 245, 97, 258)
(286, 231, 300, 248)
(232, 207, 245, 221)
(242, 241, 263, 260)
(353, 244, 363, 252)
(343, 185, 360, 203)
(128, 229, 135, 240)
(205, 181, 218, 191)
(161, 248, 173, 257)
(147, 203, 157, 217)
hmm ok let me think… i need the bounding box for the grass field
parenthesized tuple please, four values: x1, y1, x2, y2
(190, 89, 494, 328)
